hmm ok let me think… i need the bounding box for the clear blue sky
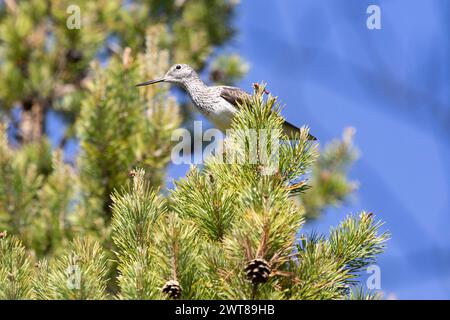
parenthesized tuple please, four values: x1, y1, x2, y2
(48, 0, 449, 299)
(222, 0, 449, 299)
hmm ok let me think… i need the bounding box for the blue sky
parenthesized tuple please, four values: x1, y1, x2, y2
(46, 0, 449, 299)
(218, 0, 449, 299)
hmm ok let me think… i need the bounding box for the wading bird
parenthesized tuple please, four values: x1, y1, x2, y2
(136, 64, 316, 140)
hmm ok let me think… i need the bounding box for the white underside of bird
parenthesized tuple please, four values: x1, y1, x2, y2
(198, 97, 237, 131)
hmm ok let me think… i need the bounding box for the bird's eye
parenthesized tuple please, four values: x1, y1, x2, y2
(176, 65, 181, 70)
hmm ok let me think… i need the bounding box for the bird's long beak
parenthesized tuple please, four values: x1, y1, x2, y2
(135, 78, 165, 87)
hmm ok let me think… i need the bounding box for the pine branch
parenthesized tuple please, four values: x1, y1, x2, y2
(348, 286, 383, 300)
(152, 212, 205, 300)
(289, 236, 349, 300)
(111, 168, 165, 263)
(115, 254, 159, 300)
(0, 233, 34, 299)
(290, 212, 389, 299)
(111, 168, 165, 299)
(329, 212, 389, 276)
(34, 237, 109, 300)
(32, 150, 75, 255)
(0, 123, 43, 244)
(33, 259, 52, 300)
(171, 167, 237, 241)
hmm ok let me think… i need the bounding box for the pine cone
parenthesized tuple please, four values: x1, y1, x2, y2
(245, 258, 271, 284)
(162, 280, 182, 299)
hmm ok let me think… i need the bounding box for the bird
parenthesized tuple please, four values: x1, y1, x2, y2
(136, 64, 316, 140)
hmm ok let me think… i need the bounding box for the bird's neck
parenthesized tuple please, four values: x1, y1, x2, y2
(181, 77, 217, 115)
(182, 76, 208, 97)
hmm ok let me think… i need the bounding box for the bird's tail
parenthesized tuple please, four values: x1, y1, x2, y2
(282, 120, 317, 140)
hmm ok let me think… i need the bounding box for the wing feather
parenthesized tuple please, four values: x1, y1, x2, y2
(219, 86, 252, 108)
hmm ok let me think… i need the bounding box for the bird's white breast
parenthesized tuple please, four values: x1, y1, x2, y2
(205, 98, 237, 131)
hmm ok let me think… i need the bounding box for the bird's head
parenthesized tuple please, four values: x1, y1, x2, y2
(135, 64, 197, 87)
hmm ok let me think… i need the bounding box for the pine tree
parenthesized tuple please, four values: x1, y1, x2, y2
(0, 84, 389, 300)
(0, 2, 388, 301)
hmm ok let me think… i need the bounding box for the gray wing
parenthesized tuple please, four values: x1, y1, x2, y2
(219, 86, 252, 108)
